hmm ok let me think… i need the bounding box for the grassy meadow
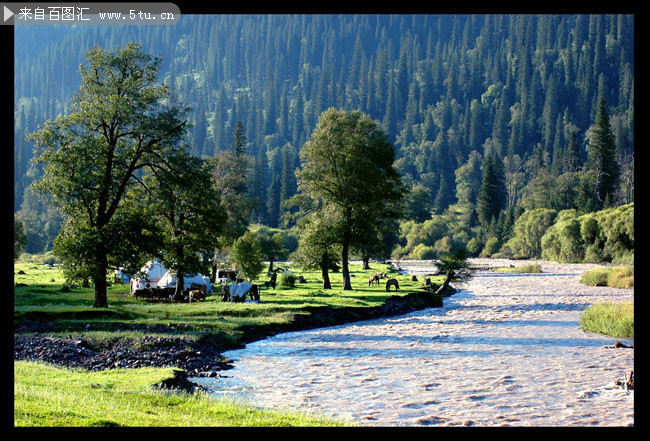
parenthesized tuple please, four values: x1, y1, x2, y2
(14, 257, 444, 427)
(14, 259, 443, 343)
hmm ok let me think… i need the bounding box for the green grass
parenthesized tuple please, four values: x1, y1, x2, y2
(14, 261, 442, 343)
(580, 266, 634, 289)
(579, 302, 634, 339)
(494, 264, 543, 273)
(14, 361, 346, 427)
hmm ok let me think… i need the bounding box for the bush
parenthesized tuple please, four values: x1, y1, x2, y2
(583, 244, 603, 263)
(279, 272, 297, 288)
(541, 215, 584, 262)
(480, 237, 500, 257)
(413, 244, 436, 260)
(539, 204, 634, 264)
(507, 208, 558, 259)
(466, 237, 482, 256)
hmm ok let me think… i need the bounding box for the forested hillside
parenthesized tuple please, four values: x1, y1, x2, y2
(14, 14, 634, 257)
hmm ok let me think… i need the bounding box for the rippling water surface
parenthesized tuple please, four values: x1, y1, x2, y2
(194, 260, 634, 427)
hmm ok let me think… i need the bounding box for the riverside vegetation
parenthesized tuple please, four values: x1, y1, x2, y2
(14, 258, 448, 427)
(578, 266, 634, 339)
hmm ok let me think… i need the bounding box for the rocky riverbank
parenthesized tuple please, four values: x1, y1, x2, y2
(14, 334, 235, 378)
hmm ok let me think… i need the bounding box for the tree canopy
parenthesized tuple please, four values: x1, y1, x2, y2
(296, 108, 406, 290)
(29, 43, 189, 307)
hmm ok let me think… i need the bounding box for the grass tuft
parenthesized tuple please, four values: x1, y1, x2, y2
(494, 264, 543, 273)
(580, 266, 634, 289)
(579, 302, 634, 339)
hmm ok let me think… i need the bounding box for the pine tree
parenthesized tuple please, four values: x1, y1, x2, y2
(586, 99, 619, 209)
(232, 120, 247, 156)
(476, 152, 506, 226)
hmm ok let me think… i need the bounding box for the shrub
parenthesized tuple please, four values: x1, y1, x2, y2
(480, 237, 501, 257)
(432, 236, 453, 255)
(583, 244, 603, 263)
(466, 237, 482, 256)
(413, 244, 436, 260)
(279, 272, 297, 288)
(541, 214, 584, 262)
(508, 208, 558, 259)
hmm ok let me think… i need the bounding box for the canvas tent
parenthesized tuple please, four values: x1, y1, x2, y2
(130, 260, 168, 294)
(157, 270, 212, 293)
(114, 268, 130, 284)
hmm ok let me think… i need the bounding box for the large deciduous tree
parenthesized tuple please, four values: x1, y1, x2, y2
(143, 148, 225, 300)
(29, 43, 188, 307)
(296, 108, 405, 290)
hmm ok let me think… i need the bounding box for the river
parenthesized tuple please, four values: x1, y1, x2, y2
(194, 259, 634, 427)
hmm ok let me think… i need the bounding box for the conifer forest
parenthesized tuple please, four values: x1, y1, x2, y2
(14, 14, 634, 262)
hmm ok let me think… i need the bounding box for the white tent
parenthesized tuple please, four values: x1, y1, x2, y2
(157, 270, 211, 292)
(130, 260, 168, 294)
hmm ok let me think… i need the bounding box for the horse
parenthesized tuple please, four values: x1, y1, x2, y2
(368, 274, 381, 286)
(385, 278, 399, 291)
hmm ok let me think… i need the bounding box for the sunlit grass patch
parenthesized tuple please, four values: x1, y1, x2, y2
(14, 261, 443, 343)
(579, 301, 634, 339)
(580, 266, 634, 289)
(494, 264, 543, 273)
(14, 361, 346, 427)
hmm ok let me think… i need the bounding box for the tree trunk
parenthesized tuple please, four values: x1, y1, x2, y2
(435, 270, 455, 296)
(210, 261, 217, 284)
(321, 251, 331, 290)
(362, 256, 370, 270)
(174, 241, 185, 301)
(341, 240, 352, 290)
(268, 256, 274, 274)
(92, 248, 109, 308)
(174, 270, 185, 301)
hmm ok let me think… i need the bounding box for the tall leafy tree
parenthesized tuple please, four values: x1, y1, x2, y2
(28, 43, 188, 307)
(144, 149, 226, 300)
(296, 108, 405, 290)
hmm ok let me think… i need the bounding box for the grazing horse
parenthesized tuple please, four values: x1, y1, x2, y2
(188, 289, 206, 303)
(385, 278, 399, 291)
(368, 274, 381, 286)
(221, 285, 231, 302)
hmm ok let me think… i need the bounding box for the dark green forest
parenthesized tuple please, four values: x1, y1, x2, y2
(14, 14, 634, 261)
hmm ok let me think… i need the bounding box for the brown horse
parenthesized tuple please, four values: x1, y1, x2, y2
(368, 274, 381, 286)
(385, 278, 399, 291)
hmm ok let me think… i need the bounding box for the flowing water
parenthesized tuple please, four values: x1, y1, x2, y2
(194, 260, 634, 427)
